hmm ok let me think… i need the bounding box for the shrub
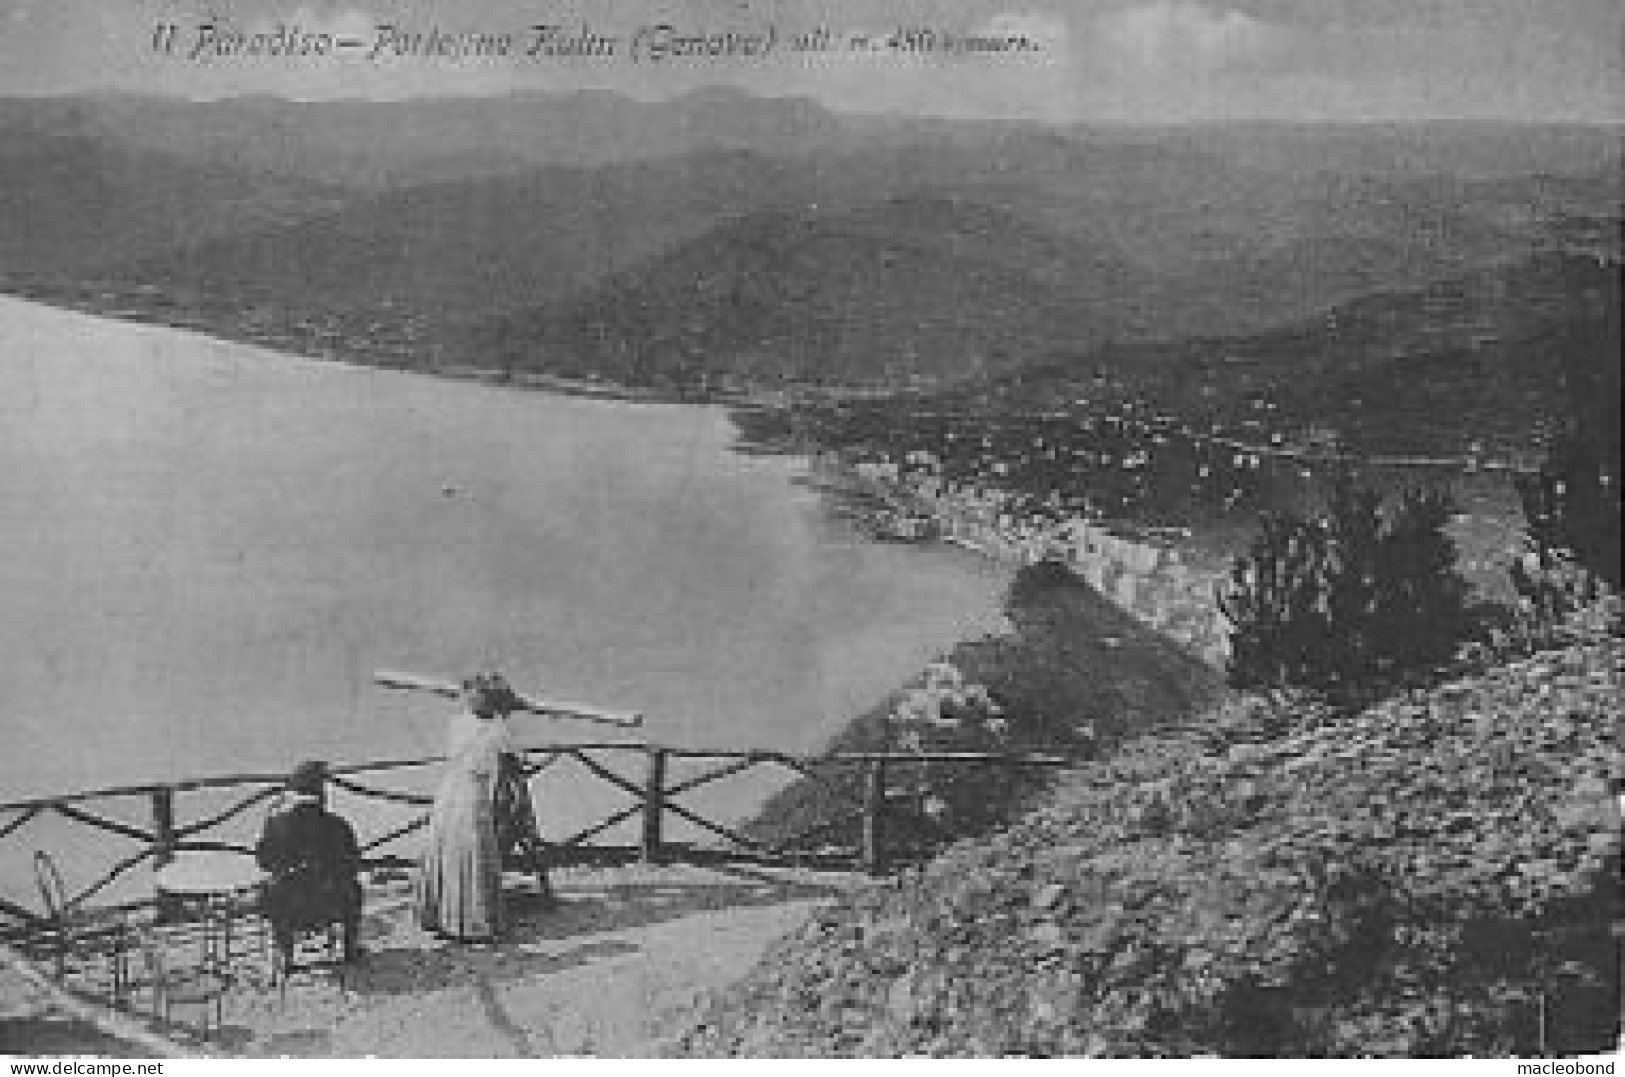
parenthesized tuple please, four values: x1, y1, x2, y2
(1513, 306, 1621, 605)
(1218, 511, 1336, 690)
(1219, 477, 1473, 693)
(1372, 488, 1473, 673)
(1513, 452, 1620, 624)
(1322, 478, 1387, 681)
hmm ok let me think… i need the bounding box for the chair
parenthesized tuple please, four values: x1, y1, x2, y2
(132, 917, 232, 1041)
(30, 851, 132, 1007)
(262, 874, 352, 999)
(497, 756, 556, 906)
(268, 917, 348, 1000)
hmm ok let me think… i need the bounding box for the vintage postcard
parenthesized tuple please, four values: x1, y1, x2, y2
(0, 0, 1619, 1063)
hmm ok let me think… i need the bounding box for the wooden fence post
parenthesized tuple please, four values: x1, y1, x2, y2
(150, 788, 179, 921)
(641, 749, 667, 865)
(862, 759, 887, 876)
(150, 789, 176, 868)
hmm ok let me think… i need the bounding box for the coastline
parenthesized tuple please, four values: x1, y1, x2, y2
(745, 558, 1225, 851)
(800, 454, 1236, 667)
(0, 279, 758, 411)
(0, 289, 1014, 867)
(7, 277, 1226, 727)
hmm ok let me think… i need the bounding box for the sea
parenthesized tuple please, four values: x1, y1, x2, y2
(0, 297, 1010, 910)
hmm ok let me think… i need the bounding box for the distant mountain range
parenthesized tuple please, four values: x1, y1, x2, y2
(446, 133, 1611, 388)
(0, 87, 893, 186)
(99, 149, 835, 318)
(937, 252, 1621, 454)
(464, 196, 1152, 387)
(5, 91, 1615, 190)
(0, 131, 344, 273)
(0, 89, 1618, 422)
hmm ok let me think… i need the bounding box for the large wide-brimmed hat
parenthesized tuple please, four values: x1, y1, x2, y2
(287, 759, 329, 796)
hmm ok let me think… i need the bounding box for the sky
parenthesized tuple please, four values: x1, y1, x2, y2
(1, 0, 1620, 122)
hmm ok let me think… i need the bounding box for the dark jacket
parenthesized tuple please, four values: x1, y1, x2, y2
(256, 800, 363, 930)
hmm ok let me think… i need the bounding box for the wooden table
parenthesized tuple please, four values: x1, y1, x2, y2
(153, 853, 267, 964)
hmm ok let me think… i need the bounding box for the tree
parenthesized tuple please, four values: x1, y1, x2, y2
(1374, 488, 1472, 672)
(1511, 310, 1620, 613)
(1219, 510, 1335, 690)
(1320, 476, 1386, 684)
(1220, 478, 1474, 693)
(1514, 425, 1620, 592)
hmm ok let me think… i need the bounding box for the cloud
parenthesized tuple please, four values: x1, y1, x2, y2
(963, 10, 1076, 120)
(1088, 1, 1291, 80)
(977, 9, 1069, 50)
(768, 9, 1074, 121)
(3, 0, 1614, 121)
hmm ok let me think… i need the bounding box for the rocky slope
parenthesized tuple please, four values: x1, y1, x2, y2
(746, 561, 1223, 855)
(677, 610, 1622, 1057)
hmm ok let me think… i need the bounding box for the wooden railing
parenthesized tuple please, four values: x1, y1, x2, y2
(0, 743, 1075, 931)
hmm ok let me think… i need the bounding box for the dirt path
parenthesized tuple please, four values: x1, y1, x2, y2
(0, 959, 167, 1058)
(216, 863, 860, 1058)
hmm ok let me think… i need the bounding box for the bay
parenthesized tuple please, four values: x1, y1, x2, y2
(0, 298, 1009, 904)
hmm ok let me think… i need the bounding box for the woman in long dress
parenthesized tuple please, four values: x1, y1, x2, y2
(416, 673, 518, 940)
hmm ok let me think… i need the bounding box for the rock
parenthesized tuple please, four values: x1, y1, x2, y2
(886, 974, 917, 1022)
(670, 618, 1624, 1059)
(1028, 922, 1065, 948)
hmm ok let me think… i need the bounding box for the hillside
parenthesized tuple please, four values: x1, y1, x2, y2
(452, 152, 1582, 391)
(7, 96, 1615, 193)
(1, 95, 1614, 403)
(943, 251, 1621, 455)
(0, 88, 876, 188)
(677, 611, 1623, 1057)
(45, 123, 1585, 336)
(915, 133, 1529, 288)
(746, 562, 1224, 860)
(0, 131, 344, 274)
(97, 150, 840, 320)
(82, 132, 1235, 329)
(448, 136, 1607, 391)
(1173, 122, 1623, 184)
(465, 198, 1160, 387)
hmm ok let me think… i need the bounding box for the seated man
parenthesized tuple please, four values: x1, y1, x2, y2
(255, 760, 364, 965)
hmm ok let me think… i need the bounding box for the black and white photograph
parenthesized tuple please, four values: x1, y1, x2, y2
(0, 0, 1619, 1063)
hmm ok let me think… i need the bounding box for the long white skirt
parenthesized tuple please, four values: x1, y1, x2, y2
(416, 764, 503, 940)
